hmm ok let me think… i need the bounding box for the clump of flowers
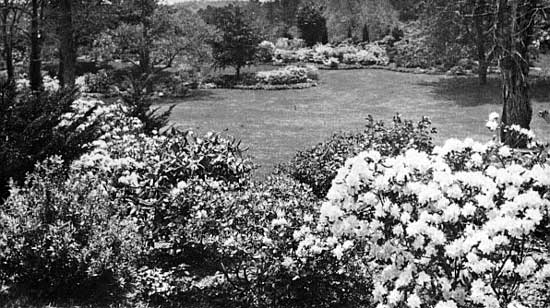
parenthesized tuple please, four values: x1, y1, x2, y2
(57, 97, 142, 140)
(485, 112, 538, 148)
(305, 137, 550, 308)
(15, 74, 60, 93)
(255, 65, 316, 85)
(273, 42, 389, 67)
(256, 40, 276, 62)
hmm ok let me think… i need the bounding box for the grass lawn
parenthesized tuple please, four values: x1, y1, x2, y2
(167, 68, 550, 176)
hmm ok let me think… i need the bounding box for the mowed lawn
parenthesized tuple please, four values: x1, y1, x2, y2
(168, 69, 550, 175)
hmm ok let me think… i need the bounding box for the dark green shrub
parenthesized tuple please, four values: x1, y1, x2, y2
(119, 74, 175, 133)
(0, 85, 99, 199)
(81, 70, 113, 93)
(281, 115, 436, 198)
(185, 175, 371, 308)
(74, 128, 254, 259)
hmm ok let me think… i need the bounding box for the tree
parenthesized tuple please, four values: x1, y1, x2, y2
(0, 0, 25, 88)
(422, 0, 492, 84)
(296, 1, 328, 46)
(492, 0, 540, 145)
(323, 0, 398, 42)
(29, 0, 45, 90)
(205, 5, 261, 78)
(106, 4, 215, 89)
(421, 0, 547, 144)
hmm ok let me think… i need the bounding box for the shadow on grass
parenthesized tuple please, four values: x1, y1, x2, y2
(417, 76, 501, 107)
(185, 89, 219, 101)
(418, 75, 550, 107)
(156, 89, 219, 105)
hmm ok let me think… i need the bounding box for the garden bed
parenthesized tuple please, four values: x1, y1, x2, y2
(204, 65, 319, 90)
(232, 82, 317, 90)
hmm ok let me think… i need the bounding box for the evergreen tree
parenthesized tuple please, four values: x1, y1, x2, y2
(296, 2, 328, 46)
(206, 5, 261, 78)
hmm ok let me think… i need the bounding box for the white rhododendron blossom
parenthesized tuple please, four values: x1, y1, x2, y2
(58, 97, 142, 138)
(301, 138, 550, 308)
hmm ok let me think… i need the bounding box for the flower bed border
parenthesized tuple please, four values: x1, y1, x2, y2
(270, 61, 503, 76)
(231, 81, 317, 90)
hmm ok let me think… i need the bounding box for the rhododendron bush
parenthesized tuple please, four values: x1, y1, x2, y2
(305, 138, 550, 308)
(272, 42, 389, 67)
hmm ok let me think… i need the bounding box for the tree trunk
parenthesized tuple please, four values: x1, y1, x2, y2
(474, 0, 487, 85)
(1, 2, 14, 86)
(29, 0, 42, 91)
(58, 0, 76, 88)
(497, 0, 536, 147)
(140, 6, 152, 93)
(500, 55, 532, 146)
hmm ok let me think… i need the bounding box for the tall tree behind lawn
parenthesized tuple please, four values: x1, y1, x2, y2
(205, 5, 261, 78)
(422, 0, 492, 84)
(296, 1, 328, 46)
(52, 0, 122, 87)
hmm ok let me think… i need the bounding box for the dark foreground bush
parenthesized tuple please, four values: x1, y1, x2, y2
(281, 115, 436, 198)
(0, 86, 99, 199)
(0, 123, 254, 302)
(0, 157, 143, 299)
(179, 175, 371, 308)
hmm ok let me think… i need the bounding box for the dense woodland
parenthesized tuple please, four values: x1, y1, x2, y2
(0, 1, 549, 308)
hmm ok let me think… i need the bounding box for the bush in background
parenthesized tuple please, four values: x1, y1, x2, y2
(256, 41, 276, 63)
(256, 65, 310, 85)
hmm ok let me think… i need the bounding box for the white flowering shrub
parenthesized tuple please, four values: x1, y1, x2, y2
(274, 43, 389, 67)
(256, 40, 276, 62)
(15, 74, 60, 93)
(323, 57, 340, 68)
(283, 115, 436, 198)
(486, 112, 538, 148)
(58, 97, 142, 139)
(255, 65, 310, 85)
(308, 138, 550, 308)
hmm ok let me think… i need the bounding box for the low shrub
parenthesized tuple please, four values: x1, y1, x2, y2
(275, 37, 306, 50)
(274, 43, 389, 68)
(282, 115, 436, 198)
(73, 128, 253, 263)
(0, 86, 100, 198)
(182, 174, 371, 308)
(118, 75, 175, 133)
(256, 41, 276, 63)
(256, 66, 309, 85)
(76, 70, 113, 94)
(0, 157, 143, 298)
(390, 38, 436, 69)
(307, 138, 550, 308)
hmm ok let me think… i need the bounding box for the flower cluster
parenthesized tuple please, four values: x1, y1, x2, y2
(15, 74, 60, 93)
(485, 112, 538, 148)
(273, 42, 389, 67)
(304, 138, 550, 308)
(255, 65, 311, 85)
(57, 97, 142, 138)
